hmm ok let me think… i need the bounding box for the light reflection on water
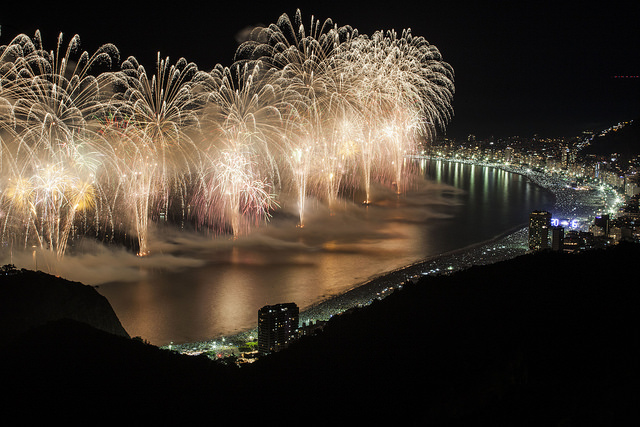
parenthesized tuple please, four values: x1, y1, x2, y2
(97, 160, 554, 346)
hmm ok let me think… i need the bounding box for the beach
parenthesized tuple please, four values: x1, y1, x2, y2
(167, 162, 610, 355)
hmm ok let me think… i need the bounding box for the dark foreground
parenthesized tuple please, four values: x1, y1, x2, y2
(2, 243, 639, 425)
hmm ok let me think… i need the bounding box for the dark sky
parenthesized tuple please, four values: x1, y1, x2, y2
(3, 0, 639, 139)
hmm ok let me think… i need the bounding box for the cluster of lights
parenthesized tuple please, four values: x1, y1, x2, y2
(551, 218, 580, 229)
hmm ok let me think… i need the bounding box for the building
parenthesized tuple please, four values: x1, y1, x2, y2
(563, 230, 596, 253)
(591, 214, 610, 237)
(258, 302, 299, 355)
(551, 226, 564, 251)
(529, 210, 551, 251)
(298, 320, 327, 337)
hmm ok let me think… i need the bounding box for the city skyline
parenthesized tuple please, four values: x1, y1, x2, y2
(3, 0, 638, 139)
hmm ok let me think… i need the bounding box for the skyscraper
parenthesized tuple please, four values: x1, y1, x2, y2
(529, 210, 551, 251)
(258, 302, 299, 355)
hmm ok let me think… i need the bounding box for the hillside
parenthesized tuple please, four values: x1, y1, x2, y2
(1, 244, 639, 424)
(243, 243, 640, 425)
(581, 118, 640, 164)
(0, 269, 129, 341)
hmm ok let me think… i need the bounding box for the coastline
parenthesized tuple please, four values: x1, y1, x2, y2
(168, 226, 532, 353)
(167, 160, 565, 353)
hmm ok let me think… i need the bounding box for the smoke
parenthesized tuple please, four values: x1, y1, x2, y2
(2, 178, 464, 286)
(4, 238, 206, 286)
(234, 24, 265, 45)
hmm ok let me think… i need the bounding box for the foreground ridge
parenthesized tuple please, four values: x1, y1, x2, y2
(1, 243, 638, 424)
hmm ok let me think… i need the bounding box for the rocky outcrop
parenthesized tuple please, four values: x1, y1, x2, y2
(0, 269, 129, 342)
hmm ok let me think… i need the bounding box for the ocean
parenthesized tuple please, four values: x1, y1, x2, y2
(96, 159, 554, 346)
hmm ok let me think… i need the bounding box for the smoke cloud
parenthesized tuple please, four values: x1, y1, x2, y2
(2, 179, 464, 286)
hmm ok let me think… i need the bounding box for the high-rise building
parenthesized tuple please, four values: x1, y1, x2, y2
(258, 302, 299, 355)
(529, 210, 551, 251)
(592, 214, 610, 237)
(551, 226, 564, 251)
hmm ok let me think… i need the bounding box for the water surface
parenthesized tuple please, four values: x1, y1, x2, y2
(97, 160, 554, 345)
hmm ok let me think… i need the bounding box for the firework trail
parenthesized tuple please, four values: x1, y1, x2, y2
(1, 31, 119, 258)
(0, 10, 454, 259)
(193, 62, 283, 236)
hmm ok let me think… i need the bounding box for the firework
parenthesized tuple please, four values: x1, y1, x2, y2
(193, 62, 284, 236)
(104, 53, 212, 254)
(0, 11, 454, 258)
(1, 31, 118, 258)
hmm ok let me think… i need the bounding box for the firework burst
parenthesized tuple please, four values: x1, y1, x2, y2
(1, 11, 454, 258)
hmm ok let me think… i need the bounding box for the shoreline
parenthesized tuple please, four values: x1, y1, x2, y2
(167, 160, 562, 353)
(168, 226, 532, 353)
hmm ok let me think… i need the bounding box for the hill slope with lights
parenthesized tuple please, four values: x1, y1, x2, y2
(581, 118, 640, 166)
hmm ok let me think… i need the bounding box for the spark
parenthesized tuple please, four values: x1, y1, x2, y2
(0, 10, 454, 258)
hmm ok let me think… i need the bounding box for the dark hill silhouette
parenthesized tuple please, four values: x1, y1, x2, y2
(2, 318, 238, 423)
(1, 244, 639, 424)
(0, 269, 129, 341)
(581, 118, 640, 164)
(243, 243, 640, 425)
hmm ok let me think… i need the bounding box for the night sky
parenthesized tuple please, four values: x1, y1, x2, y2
(3, 0, 639, 139)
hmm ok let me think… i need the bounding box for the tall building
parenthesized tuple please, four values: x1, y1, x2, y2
(592, 214, 610, 237)
(551, 226, 564, 251)
(529, 210, 551, 251)
(258, 302, 299, 355)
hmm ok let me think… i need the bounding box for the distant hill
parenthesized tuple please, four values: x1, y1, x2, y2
(581, 118, 640, 164)
(1, 244, 639, 424)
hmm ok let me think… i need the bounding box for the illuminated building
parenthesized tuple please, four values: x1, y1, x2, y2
(258, 302, 299, 355)
(592, 214, 610, 237)
(505, 146, 514, 163)
(298, 320, 327, 337)
(563, 230, 595, 253)
(529, 210, 551, 251)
